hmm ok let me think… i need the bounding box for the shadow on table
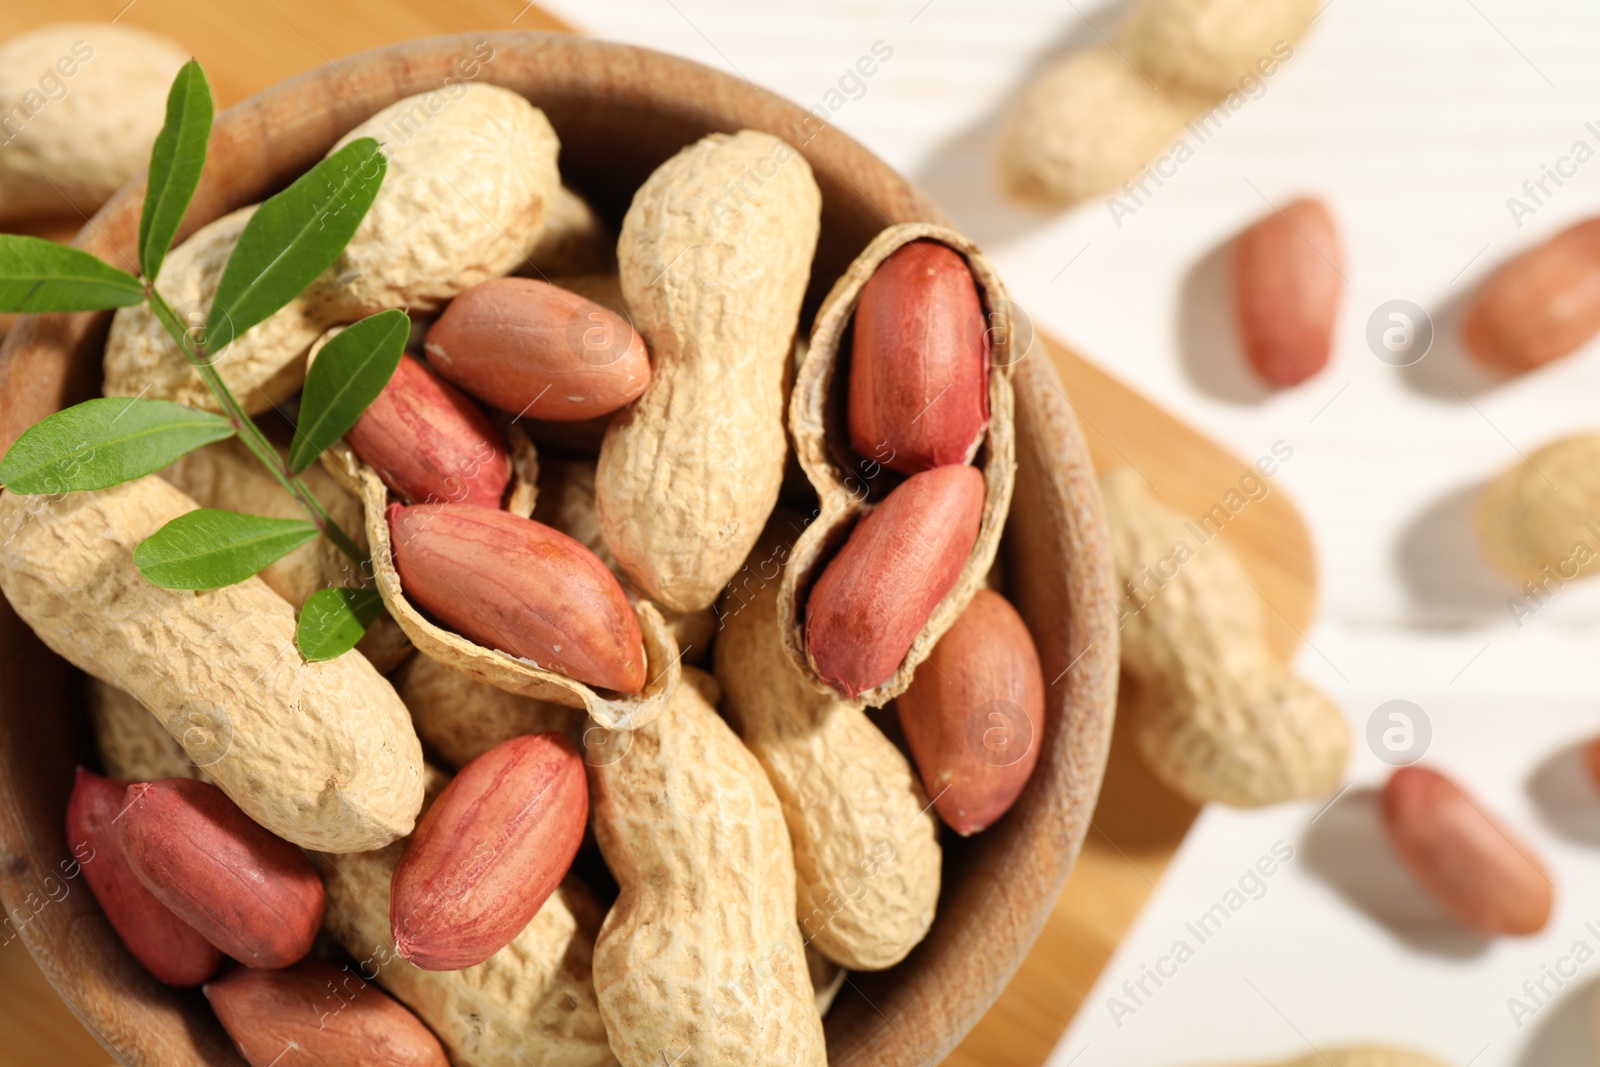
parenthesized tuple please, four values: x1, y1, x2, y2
(908, 0, 1122, 250)
(1528, 740, 1600, 846)
(1175, 234, 1273, 405)
(1393, 480, 1518, 626)
(1391, 287, 1504, 400)
(1301, 786, 1489, 960)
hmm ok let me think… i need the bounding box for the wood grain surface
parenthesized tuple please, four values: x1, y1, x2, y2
(0, 4, 1314, 1066)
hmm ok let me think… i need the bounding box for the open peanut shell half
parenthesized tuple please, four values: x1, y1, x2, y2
(776, 222, 1018, 707)
(322, 435, 680, 732)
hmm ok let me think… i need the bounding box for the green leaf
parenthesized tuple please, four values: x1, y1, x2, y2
(206, 137, 386, 355)
(134, 509, 319, 590)
(296, 587, 385, 661)
(0, 236, 144, 313)
(0, 398, 233, 494)
(139, 60, 214, 283)
(289, 309, 408, 473)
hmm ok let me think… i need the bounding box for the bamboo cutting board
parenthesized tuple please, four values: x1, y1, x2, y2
(0, 4, 1316, 1065)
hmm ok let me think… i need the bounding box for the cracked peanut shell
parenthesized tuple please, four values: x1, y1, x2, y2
(778, 222, 1016, 709)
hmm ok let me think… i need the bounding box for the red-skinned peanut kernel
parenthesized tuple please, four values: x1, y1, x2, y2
(849, 240, 989, 473)
(346, 353, 511, 508)
(391, 733, 588, 970)
(424, 277, 651, 421)
(206, 958, 448, 1066)
(388, 503, 647, 693)
(66, 768, 222, 986)
(896, 589, 1045, 835)
(806, 464, 986, 698)
(116, 778, 325, 968)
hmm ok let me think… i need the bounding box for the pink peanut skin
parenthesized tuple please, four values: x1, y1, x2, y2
(424, 277, 651, 421)
(116, 778, 325, 969)
(66, 768, 222, 986)
(1233, 197, 1343, 387)
(390, 733, 588, 971)
(1382, 766, 1552, 936)
(388, 503, 647, 693)
(849, 239, 990, 474)
(806, 464, 986, 699)
(896, 589, 1045, 835)
(346, 353, 511, 508)
(206, 959, 449, 1067)
(1463, 218, 1600, 372)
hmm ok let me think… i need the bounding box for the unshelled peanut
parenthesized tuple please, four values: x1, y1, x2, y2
(597, 130, 821, 614)
(1119, 0, 1317, 97)
(1475, 432, 1600, 585)
(87, 679, 207, 783)
(997, 0, 1314, 206)
(849, 239, 989, 472)
(161, 435, 367, 609)
(206, 959, 448, 1067)
(118, 778, 325, 968)
(0, 23, 188, 220)
(103, 204, 326, 413)
(392, 733, 588, 970)
(520, 185, 617, 277)
(0, 477, 424, 851)
(534, 458, 716, 661)
(716, 536, 941, 971)
(1102, 469, 1348, 805)
(996, 46, 1207, 207)
(67, 769, 222, 987)
(397, 652, 582, 769)
(1382, 765, 1551, 936)
(589, 668, 826, 1066)
(104, 84, 560, 414)
(896, 587, 1045, 835)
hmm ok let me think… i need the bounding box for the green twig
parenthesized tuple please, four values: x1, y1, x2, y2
(143, 284, 367, 566)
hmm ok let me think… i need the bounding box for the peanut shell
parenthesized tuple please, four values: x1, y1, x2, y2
(535, 458, 716, 662)
(778, 222, 1016, 709)
(715, 535, 940, 971)
(1118, 0, 1317, 98)
(0, 477, 424, 852)
(589, 667, 826, 1066)
(1101, 469, 1348, 805)
(355, 462, 679, 731)
(87, 678, 207, 783)
(520, 184, 617, 277)
(1475, 432, 1600, 584)
(311, 84, 560, 317)
(103, 205, 325, 414)
(313, 842, 614, 1067)
(0, 24, 188, 220)
(397, 651, 582, 769)
(597, 130, 821, 614)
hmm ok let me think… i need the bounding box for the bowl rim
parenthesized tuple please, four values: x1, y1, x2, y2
(0, 29, 1119, 1067)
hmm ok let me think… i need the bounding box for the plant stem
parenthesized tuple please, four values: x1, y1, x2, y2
(143, 285, 368, 566)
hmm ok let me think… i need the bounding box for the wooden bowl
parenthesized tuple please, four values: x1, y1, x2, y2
(0, 32, 1118, 1067)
